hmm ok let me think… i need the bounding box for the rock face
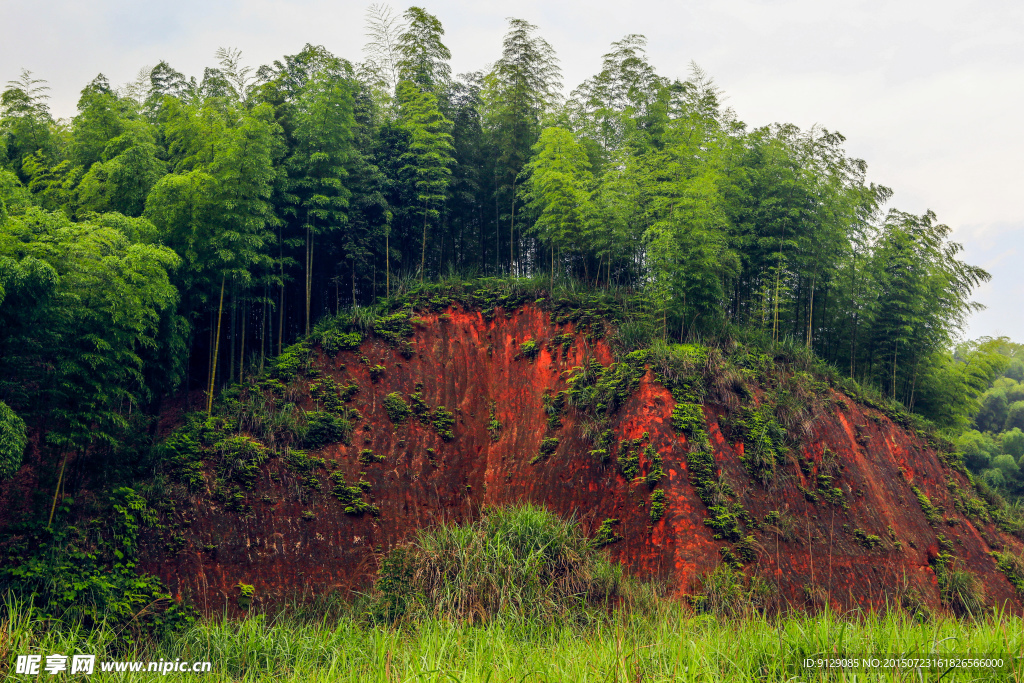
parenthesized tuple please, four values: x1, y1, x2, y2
(138, 304, 1023, 615)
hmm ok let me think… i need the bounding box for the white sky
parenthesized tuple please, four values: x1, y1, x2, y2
(3, 0, 1022, 341)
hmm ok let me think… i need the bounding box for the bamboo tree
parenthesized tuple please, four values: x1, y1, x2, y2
(396, 80, 453, 282)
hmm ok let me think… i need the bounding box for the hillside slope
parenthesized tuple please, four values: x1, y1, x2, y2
(122, 295, 1024, 616)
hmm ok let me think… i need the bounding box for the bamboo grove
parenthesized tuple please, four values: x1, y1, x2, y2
(0, 6, 997, 473)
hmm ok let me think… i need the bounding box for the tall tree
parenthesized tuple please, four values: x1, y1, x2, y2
(396, 80, 454, 281)
(482, 18, 561, 273)
(396, 7, 451, 96)
(1, 70, 56, 180)
(361, 3, 406, 112)
(521, 126, 593, 288)
(286, 70, 356, 333)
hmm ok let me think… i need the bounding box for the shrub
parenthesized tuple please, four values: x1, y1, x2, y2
(383, 393, 411, 424)
(0, 400, 27, 481)
(303, 412, 352, 449)
(431, 406, 455, 441)
(329, 472, 377, 516)
(318, 329, 362, 355)
(992, 549, 1024, 593)
(939, 567, 987, 617)
(359, 448, 385, 464)
(691, 563, 775, 617)
(911, 485, 941, 526)
(215, 435, 269, 489)
(268, 341, 311, 381)
(488, 401, 501, 442)
(519, 338, 540, 360)
(532, 437, 560, 464)
(409, 391, 431, 422)
(591, 518, 622, 547)
(370, 504, 624, 623)
(734, 404, 787, 485)
(853, 528, 881, 549)
(650, 489, 667, 522)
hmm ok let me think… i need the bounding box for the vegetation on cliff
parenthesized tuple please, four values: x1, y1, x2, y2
(2, 4, 1024, 662)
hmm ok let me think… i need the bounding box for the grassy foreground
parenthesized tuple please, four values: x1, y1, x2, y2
(4, 506, 1023, 681)
(3, 600, 1024, 682)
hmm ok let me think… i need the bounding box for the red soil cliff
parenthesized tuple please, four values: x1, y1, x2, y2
(136, 304, 1024, 615)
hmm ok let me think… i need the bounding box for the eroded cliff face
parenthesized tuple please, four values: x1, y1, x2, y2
(137, 305, 1023, 615)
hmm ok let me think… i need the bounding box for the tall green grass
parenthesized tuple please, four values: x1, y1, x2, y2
(370, 504, 634, 624)
(4, 596, 1022, 681)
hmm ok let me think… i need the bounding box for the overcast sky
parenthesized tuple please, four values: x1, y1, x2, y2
(3, 0, 1021, 342)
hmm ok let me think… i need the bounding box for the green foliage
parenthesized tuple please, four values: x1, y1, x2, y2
(0, 400, 27, 480)
(649, 489, 667, 522)
(329, 472, 377, 516)
(236, 582, 255, 610)
(532, 436, 560, 464)
(691, 563, 774, 617)
(911, 485, 942, 526)
(566, 350, 649, 420)
(0, 491, 193, 636)
(373, 310, 415, 356)
(370, 504, 624, 623)
(703, 504, 745, 542)
(359, 448, 385, 464)
(285, 448, 325, 488)
(852, 528, 882, 549)
(733, 404, 787, 485)
(543, 390, 567, 429)
(992, 550, 1024, 594)
(591, 518, 621, 548)
(519, 338, 540, 360)
(488, 401, 501, 442)
(158, 414, 210, 489)
(270, 342, 312, 382)
(671, 402, 707, 444)
(645, 444, 665, 486)
(383, 392, 412, 424)
(936, 561, 987, 617)
(616, 434, 647, 480)
(214, 435, 269, 489)
(304, 411, 352, 449)
(320, 330, 363, 355)
(408, 389, 431, 423)
(431, 405, 455, 441)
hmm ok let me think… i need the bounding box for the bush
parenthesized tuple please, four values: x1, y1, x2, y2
(431, 406, 455, 441)
(691, 563, 775, 617)
(370, 504, 625, 623)
(0, 400, 27, 481)
(303, 412, 352, 449)
(383, 393, 411, 424)
(519, 338, 539, 360)
(992, 453, 1021, 481)
(939, 568, 987, 617)
(1002, 428, 1024, 459)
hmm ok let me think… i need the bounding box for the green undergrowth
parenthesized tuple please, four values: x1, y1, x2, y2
(0, 488, 194, 640)
(992, 549, 1024, 594)
(7, 581, 1023, 682)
